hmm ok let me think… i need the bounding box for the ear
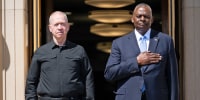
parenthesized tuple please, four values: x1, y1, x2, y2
(131, 18, 134, 23)
(48, 25, 52, 32)
(66, 23, 70, 32)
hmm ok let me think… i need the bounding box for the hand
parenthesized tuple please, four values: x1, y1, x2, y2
(137, 51, 162, 66)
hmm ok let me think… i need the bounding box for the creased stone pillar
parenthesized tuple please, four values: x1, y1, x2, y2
(182, 0, 200, 100)
(0, 0, 28, 100)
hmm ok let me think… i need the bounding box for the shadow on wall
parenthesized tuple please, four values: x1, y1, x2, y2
(0, 23, 10, 100)
(0, 28, 10, 71)
(0, 12, 11, 99)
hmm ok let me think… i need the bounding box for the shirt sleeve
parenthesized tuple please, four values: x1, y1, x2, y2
(25, 54, 40, 100)
(82, 49, 95, 100)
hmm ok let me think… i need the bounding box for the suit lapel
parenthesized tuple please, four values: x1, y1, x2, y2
(148, 30, 159, 53)
(127, 31, 141, 54)
(145, 30, 159, 72)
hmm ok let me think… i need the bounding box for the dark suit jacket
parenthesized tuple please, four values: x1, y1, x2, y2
(104, 29, 179, 100)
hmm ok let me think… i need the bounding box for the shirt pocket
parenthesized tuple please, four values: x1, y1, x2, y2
(62, 55, 81, 70)
(40, 54, 56, 62)
(39, 54, 57, 71)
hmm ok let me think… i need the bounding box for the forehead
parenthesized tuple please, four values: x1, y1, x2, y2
(50, 13, 67, 24)
(135, 6, 151, 14)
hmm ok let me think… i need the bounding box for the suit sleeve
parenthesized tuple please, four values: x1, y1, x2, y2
(168, 38, 179, 100)
(104, 40, 140, 82)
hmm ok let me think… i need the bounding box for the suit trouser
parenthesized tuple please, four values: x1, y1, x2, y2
(141, 91, 146, 100)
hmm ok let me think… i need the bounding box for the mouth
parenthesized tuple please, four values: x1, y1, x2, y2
(138, 22, 148, 28)
(57, 32, 63, 34)
(57, 31, 64, 34)
(138, 22, 146, 26)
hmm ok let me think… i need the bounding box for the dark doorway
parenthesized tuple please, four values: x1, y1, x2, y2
(40, 0, 162, 100)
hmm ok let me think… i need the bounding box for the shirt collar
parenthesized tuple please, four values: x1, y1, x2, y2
(50, 40, 68, 49)
(135, 28, 151, 41)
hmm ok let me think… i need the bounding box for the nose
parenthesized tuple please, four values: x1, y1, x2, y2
(57, 24, 62, 29)
(141, 16, 145, 20)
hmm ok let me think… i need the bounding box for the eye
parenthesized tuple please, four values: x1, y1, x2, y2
(60, 23, 66, 26)
(136, 15, 142, 18)
(136, 15, 150, 19)
(144, 15, 150, 19)
(54, 24, 58, 27)
(54, 23, 66, 27)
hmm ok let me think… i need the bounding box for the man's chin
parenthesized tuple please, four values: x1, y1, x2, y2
(57, 33, 64, 35)
(136, 28, 148, 34)
(55, 34, 64, 38)
(57, 33, 64, 36)
(137, 27, 146, 31)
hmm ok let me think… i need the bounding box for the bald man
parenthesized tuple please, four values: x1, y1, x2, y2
(25, 11, 95, 100)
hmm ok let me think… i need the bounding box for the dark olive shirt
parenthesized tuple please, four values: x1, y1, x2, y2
(25, 41, 95, 100)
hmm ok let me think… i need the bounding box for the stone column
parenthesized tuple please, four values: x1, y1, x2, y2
(0, 0, 28, 100)
(182, 0, 200, 100)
